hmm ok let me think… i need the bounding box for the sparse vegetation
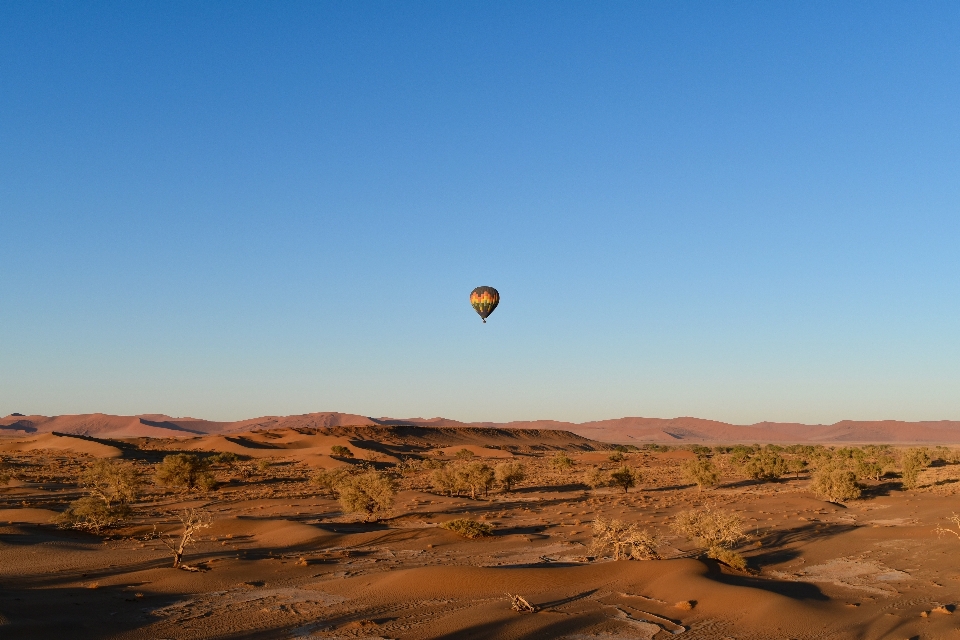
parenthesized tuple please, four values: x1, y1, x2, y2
(934, 513, 960, 544)
(455, 448, 476, 459)
(55, 459, 142, 533)
(336, 470, 396, 521)
(154, 508, 212, 569)
(592, 516, 662, 560)
(681, 457, 720, 491)
(743, 448, 787, 481)
(609, 466, 641, 493)
(494, 461, 525, 491)
(330, 445, 354, 458)
(441, 518, 493, 538)
(457, 462, 495, 499)
(584, 466, 608, 489)
(310, 467, 351, 496)
(551, 452, 574, 470)
(672, 507, 747, 569)
(155, 454, 217, 491)
(811, 466, 862, 503)
(900, 447, 930, 489)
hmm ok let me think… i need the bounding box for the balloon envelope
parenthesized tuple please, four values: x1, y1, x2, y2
(470, 286, 499, 323)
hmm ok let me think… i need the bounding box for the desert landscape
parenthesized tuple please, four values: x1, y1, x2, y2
(1, 412, 959, 639)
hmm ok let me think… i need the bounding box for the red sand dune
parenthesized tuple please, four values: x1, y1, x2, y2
(4, 411, 960, 443)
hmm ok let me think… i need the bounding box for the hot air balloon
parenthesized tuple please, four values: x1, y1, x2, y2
(470, 286, 499, 323)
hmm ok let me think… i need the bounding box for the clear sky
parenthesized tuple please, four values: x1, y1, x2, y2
(3, 2, 960, 424)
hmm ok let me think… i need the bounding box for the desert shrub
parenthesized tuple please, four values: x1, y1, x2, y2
(310, 467, 350, 496)
(743, 449, 787, 481)
(689, 445, 712, 457)
(0, 457, 12, 485)
(584, 466, 608, 489)
(81, 459, 141, 506)
(441, 518, 493, 538)
(208, 452, 240, 467)
(811, 466, 861, 502)
(672, 507, 746, 563)
(431, 465, 459, 496)
(330, 445, 354, 458)
(56, 459, 142, 533)
(454, 448, 476, 459)
(55, 496, 129, 533)
(551, 452, 574, 470)
(608, 451, 625, 463)
(592, 516, 662, 560)
(155, 454, 216, 492)
(709, 547, 747, 571)
(681, 457, 719, 491)
(457, 462, 495, 499)
(336, 471, 396, 521)
(494, 462, 525, 491)
(901, 447, 930, 489)
(609, 466, 641, 493)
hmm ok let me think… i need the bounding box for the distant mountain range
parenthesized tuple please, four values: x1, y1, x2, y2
(3, 412, 960, 444)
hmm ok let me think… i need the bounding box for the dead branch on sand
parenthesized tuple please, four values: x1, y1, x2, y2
(507, 593, 538, 613)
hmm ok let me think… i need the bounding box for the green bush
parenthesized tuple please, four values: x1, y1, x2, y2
(330, 445, 354, 458)
(454, 448, 476, 459)
(441, 518, 493, 538)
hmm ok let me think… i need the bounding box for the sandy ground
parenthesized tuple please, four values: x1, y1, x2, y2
(0, 429, 959, 639)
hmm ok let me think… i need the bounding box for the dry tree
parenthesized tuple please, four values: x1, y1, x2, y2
(154, 508, 212, 570)
(431, 464, 459, 496)
(592, 516, 662, 560)
(456, 462, 495, 499)
(494, 461, 525, 491)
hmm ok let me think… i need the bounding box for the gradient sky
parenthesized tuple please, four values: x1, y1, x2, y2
(3, 2, 960, 424)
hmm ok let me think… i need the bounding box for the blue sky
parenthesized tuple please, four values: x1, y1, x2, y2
(2, 2, 960, 424)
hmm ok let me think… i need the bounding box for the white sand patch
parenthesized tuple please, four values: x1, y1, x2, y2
(770, 557, 911, 595)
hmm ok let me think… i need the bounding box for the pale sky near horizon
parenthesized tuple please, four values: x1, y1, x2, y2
(3, 2, 960, 425)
